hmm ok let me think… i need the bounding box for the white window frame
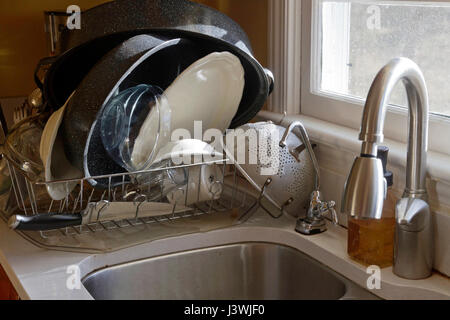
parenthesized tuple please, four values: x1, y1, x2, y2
(267, 0, 302, 115)
(268, 0, 450, 156)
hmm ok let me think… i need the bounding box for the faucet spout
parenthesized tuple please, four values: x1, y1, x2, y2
(359, 57, 429, 197)
(342, 57, 433, 280)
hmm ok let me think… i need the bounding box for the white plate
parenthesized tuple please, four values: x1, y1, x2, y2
(166, 51, 245, 136)
(40, 93, 83, 200)
(130, 52, 244, 171)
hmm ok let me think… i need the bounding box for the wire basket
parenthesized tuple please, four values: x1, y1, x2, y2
(0, 150, 258, 253)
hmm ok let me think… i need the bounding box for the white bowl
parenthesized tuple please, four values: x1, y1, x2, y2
(166, 164, 224, 206)
(151, 139, 223, 166)
(148, 139, 224, 206)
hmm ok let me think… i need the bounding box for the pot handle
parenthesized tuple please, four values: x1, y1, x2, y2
(34, 56, 59, 90)
(264, 68, 274, 95)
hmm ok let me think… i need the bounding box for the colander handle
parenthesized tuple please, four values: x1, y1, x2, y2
(279, 121, 321, 190)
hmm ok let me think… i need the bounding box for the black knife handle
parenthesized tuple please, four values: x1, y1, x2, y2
(8, 213, 82, 231)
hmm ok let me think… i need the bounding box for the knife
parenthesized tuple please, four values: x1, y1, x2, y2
(8, 201, 192, 231)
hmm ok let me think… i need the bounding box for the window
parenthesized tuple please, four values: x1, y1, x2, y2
(314, 0, 450, 117)
(300, 0, 450, 154)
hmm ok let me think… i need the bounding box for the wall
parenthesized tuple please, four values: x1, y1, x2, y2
(0, 0, 108, 98)
(0, 0, 268, 98)
(196, 0, 268, 66)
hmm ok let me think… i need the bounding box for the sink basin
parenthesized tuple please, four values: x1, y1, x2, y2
(82, 242, 379, 300)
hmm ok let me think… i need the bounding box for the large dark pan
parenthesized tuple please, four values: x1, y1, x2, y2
(43, 0, 273, 129)
(59, 0, 253, 55)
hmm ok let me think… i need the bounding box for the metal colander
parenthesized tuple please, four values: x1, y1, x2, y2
(223, 121, 317, 218)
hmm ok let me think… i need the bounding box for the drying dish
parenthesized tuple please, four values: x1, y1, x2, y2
(166, 164, 224, 206)
(122, 51, 243, 173)
(0, 156, 11, 196)
(2, 116, 48, 213)
(5, 116, 46, 177)
(100, 84, 171, 172)
(40, 92, 82, 200)
(223, 122, 316, 218)
(94, 50, 242, 184)
(146, 139, 224, 205)
(62, 34, 167, 173)
(151, 139, 223, 166)
(164, 51, 245, 136)
(61, 35, 204, 187)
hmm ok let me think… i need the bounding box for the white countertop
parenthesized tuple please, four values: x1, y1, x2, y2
(0, 208, 449, 300)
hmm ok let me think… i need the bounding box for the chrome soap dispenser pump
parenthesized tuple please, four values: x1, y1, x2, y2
(342, 57, 433, 280)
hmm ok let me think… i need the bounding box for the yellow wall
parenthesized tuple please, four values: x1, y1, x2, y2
(196, 0, 268, 66)
(0, 0, 268, 98)
(0, 0, 109, 97)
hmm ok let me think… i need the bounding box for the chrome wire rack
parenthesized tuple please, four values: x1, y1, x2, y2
(0, 151, 259, 253)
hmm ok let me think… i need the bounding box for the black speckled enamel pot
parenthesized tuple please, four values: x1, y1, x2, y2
(44, 0, 273, 129)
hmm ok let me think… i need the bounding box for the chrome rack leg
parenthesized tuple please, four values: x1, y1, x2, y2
(258, 178, 284, 219)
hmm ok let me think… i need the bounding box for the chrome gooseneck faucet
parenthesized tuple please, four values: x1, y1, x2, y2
(342, 57, 433, 279)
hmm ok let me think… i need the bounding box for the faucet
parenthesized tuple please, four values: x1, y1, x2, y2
(342, 57, 433, 279)
(280, 121, 338, 235)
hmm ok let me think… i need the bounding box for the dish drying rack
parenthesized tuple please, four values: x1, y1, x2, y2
(0, 152, 260, 253)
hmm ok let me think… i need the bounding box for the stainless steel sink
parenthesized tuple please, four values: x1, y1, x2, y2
(82, 242, 379, 300)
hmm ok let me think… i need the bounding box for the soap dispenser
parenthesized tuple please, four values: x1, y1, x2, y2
(347, 146, 396, 268)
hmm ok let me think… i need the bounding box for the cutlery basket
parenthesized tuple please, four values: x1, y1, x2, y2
(0, 152, 258, 253)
